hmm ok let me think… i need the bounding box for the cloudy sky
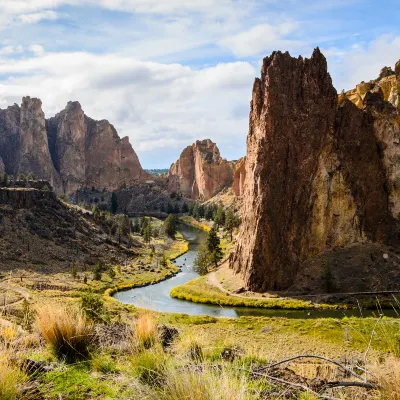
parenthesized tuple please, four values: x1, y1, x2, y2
(0, 0, 399, 168)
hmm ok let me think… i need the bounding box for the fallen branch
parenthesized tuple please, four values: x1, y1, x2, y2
(264, 354, 364, 381)
(325, 381, 379, 389)
(246, 369, 339, 400)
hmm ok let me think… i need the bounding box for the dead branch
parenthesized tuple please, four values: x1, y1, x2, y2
(246, 369, 339, 400)
(264, 354, 364, 381)
(325, 381, 379, 389)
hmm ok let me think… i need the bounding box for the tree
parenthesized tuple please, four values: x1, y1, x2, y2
(160, 202, 165, 213)
(194, 228, 223, 274)
(108, 267, 116, 279)
(173, 202, 180, 214)
(206, 228, 223, 268)
(93, 263, 102, 280)
(26, 172, 36, 180)
(0, 173, 8, 185)
(142, 219, 152, 243)
(214, 205, 225, 228)
(111, 192, 118, 214)
(181, 202, 189, 213)
(192, 203, 200, 220)
(164, 214, 178, 238)
(167, 201, 174, 214)
(205, 205, 214, 220)
(225, 209, 241, 241)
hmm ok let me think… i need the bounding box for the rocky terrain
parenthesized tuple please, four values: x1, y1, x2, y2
(230, 49, 400, 293)
(0, 185, 135, 273)
(76, 176, 189, 217)
(168, 139, 234, 201)
(0, 97, 151, 196)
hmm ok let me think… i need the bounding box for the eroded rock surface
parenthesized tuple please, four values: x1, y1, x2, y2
(168, 139, 233, 200)
(230, 49, 400, 292)
(0, 98, 150, 195)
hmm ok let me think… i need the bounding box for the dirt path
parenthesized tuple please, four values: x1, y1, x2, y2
(0, 279, 30, 309)
(207, 266, 270, 301)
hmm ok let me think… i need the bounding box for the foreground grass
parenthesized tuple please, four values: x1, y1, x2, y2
(3, 302, 400, 399)
(170, 275, 337, 310)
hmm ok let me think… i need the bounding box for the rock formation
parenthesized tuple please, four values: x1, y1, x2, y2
(0, 98, 150, 195)
(168, 139, 233, 200)
(233, 157, 246, 197)
(230, 49, 400, 292)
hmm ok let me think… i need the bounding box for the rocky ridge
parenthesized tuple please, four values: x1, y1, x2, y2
(0, 97, 151, 195)
(230, 49, 400, 293)
(168, 139, 234, 201)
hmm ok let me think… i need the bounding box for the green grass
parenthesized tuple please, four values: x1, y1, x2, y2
(180, 216, 211, 232)
(170, 276, 336, 310)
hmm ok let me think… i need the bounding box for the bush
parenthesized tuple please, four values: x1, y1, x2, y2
(80, 293, 109, 324)
(36, 305, 94, 363)
(132, 350, 167, 386)
(133, 312, 159, 350)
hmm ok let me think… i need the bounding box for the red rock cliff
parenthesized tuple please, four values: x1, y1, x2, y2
(168, 139, 233, 200)
(0, 98, 150, 195)
(230, 49, 400, 292)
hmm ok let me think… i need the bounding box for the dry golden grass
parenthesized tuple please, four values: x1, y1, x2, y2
(373, 357, 400, 399)
(36, 304, 94, 363)
(0, 348, 26, 400)
(132, 311, 159, 350)
(154, 365, 249, 400)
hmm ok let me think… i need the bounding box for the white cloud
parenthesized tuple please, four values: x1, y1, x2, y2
(327, 35, 400, 91)
(0, 50, 255, 165)
(18, 10, 59, 24)
(220, 21, 304, 57)
(28, 44, 45, 56)
(0, 45, 23, 55)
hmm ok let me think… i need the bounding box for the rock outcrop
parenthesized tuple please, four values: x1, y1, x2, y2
(230, 49, 400, 292)
(168, 139, 233, 200)
(233, 157, 246, 197)
(0, 98, 150, 195)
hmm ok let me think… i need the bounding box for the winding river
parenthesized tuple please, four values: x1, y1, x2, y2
(113, 224, 398, 319)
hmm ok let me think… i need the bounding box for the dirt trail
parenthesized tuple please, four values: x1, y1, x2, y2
(0, 279, 30, 309)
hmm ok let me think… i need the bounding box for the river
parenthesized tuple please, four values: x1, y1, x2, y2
(113, 224, 399, 318)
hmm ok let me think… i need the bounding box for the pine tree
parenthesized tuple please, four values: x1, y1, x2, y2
(206, 228, 223, 268)
(225, 209, 241, 241)
(214, 205, 225, 228)
(164, 214, 178, 238)
(111, 192, 118, 214)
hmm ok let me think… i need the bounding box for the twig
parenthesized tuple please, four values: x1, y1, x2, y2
(264, 354, 364, 381)
(243, 369, 339, 400)
(325, 381, 379, 389)
(363, 314, 383, 382)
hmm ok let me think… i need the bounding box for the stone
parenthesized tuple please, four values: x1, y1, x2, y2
(233, 157, 246, 197)
(0, 98, 150, 196)
(158, 325, 179, 348)
(230, 49, 400, 292)
(168, 139, 233, 200)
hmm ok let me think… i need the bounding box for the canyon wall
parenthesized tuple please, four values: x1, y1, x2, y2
(0, 98, 150, 195)
(230, 49, 400, 292)
(168, 139, 233, 200)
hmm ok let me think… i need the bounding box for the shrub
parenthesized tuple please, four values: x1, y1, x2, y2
(80, 293, 109, 324)
(132, 350, 167, 386)
(36, 304, 94, 363)
(133, 312, 158, 350)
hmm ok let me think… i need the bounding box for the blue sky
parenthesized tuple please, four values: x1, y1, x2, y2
(0, 0, 399, 168)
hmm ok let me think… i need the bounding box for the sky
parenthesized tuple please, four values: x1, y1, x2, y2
(0, 1, 399, 168)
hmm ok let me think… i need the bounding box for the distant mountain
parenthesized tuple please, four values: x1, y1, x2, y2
(145, 169, 169, 176)
(0, 97, 151, 195)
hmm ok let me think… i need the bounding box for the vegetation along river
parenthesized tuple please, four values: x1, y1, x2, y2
(114, 224, 399, 318)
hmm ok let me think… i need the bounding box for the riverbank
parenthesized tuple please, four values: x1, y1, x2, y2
(170, 275, 339, 310)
